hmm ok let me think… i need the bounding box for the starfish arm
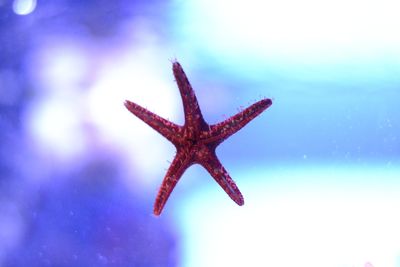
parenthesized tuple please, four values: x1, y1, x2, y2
(205, 98, 272, 143)
(154, 148, 194, 216)
(172, 61, 207, 130)
(201, 151, 244, 206)
(124, 100, 182, 144)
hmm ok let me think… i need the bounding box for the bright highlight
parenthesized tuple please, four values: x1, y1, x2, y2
(13, 0, 37, 15)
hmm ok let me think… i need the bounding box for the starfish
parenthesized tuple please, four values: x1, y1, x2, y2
(125, 61, 272, 216)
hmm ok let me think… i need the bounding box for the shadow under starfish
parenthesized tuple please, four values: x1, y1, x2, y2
(125, 61, 272, 216)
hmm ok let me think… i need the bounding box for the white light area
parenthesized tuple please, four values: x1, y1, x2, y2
(22, 21, 179, 190)
(24, 94, 87, 162)
(30, 41, 90, 93)
(23, 41, 91, 165)
(176, 165, 400, 267)
(86, 52, 179, 187)
(178, 0, 400, 63)
(12, 0, 36, 15)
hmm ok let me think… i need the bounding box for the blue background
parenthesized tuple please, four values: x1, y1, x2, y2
(0, 0, 399, 266)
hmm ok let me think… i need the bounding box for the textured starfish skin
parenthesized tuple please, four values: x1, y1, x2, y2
(125, 61, 272, 216)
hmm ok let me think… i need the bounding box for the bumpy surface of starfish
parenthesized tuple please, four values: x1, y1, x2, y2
(125, 61, 272, 216)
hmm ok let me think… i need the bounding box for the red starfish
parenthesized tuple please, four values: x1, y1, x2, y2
(125, 61, 272, 216)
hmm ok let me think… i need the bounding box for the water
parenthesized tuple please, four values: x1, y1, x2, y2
(1, 1, 399, 266)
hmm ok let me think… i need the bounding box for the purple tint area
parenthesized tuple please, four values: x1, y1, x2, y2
(3, 157, 177, 267)
(0, 1, 178, 266)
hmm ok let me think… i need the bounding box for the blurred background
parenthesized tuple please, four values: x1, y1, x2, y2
(0, 0, 399, 266)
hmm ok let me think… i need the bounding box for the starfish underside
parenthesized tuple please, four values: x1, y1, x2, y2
(125, 61, 272, 215)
